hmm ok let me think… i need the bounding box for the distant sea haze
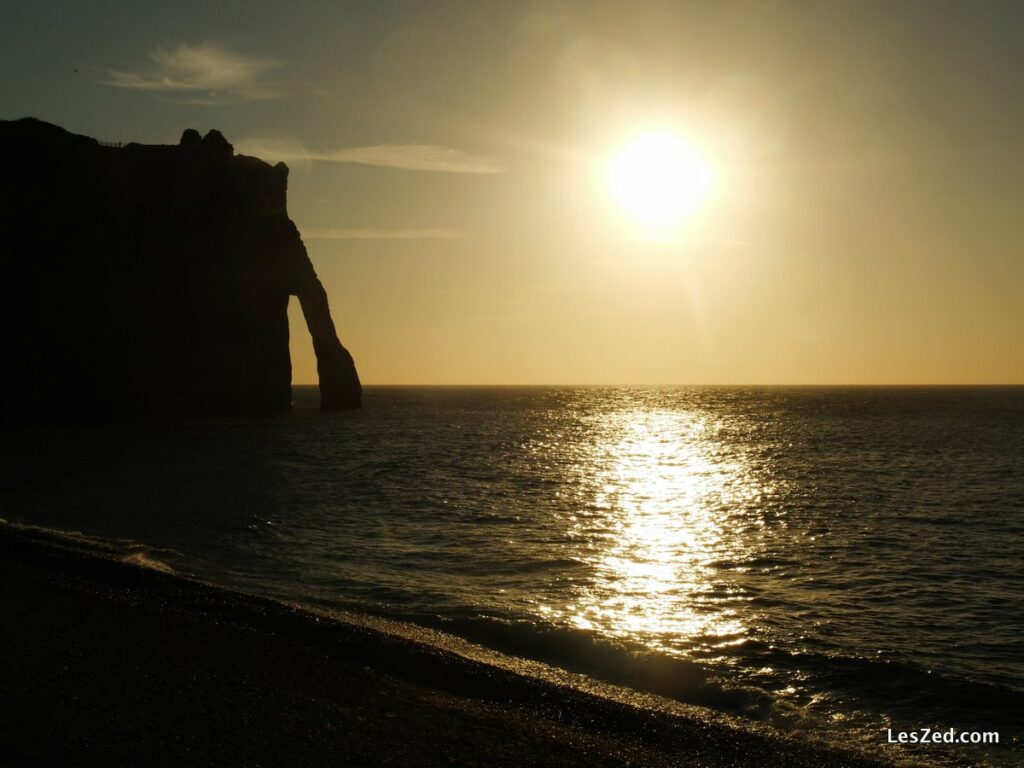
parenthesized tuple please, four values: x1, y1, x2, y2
(4, 386, 1022, 767)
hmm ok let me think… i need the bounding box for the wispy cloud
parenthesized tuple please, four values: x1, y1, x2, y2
(235, 138, 504, 174)
(303, 228, 467, 240)
(100, 42, 282, 103)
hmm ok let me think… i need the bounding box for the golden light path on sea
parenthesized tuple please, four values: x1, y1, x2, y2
(542, 408, 768, 655)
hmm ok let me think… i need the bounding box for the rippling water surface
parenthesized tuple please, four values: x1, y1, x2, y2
(3, 386, 1022, 765)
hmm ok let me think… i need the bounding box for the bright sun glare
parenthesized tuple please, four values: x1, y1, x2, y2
(606, 132, 713, 237)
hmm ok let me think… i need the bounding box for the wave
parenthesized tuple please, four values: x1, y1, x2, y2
(395, 614, 802, 727)
(764, 648, 1024, 731)
(0, 517, 181, 574)
(394, 612, 1024, 749)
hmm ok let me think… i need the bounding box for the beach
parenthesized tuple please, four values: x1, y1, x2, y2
(0, 526, 891, 767)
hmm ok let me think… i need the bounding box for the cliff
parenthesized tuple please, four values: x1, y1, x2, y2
(0, 118, 361, 419)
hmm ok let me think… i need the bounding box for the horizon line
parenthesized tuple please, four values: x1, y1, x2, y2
(291, 382, 1024, 388)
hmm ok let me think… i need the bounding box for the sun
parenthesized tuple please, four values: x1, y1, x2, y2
(606, 132, 713, 237)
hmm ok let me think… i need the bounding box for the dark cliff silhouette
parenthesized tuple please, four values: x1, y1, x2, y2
(0, 118, 361, 420)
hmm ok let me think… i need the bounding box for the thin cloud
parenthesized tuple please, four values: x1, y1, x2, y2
(100, 42, 282, 103)
(236, 138, 504, 174)
(303, 228, 467, 240)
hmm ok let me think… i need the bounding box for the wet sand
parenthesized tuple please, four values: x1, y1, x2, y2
(0, 528, 893, 767)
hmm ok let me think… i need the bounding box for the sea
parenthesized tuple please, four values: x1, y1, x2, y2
(2, 386, 1022, 766)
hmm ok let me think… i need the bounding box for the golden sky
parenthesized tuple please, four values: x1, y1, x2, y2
(4, 1, 1022, 383)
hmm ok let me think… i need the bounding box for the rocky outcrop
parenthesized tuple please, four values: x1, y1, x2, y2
(0, 118, 361, 419)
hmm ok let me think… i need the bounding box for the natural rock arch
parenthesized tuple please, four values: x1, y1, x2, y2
(0, 118, 361, 420)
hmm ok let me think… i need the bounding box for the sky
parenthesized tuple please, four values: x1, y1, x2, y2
(2, 0, 1022, 384)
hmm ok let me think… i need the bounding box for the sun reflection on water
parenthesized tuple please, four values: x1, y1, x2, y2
(553, 408, 768, 655)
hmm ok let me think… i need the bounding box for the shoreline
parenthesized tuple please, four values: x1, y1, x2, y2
(0, 526, 896, 767)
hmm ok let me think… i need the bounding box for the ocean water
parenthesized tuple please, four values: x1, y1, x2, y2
(2, 386, 1022, 766)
